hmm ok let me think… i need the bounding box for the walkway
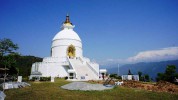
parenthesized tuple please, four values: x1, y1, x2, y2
(61, 82, 114, 91)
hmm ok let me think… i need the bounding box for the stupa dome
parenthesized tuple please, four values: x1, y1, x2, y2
(53, 29, 81, 41)
(51, 15, 83, 58)
(53, 15, 81, 41)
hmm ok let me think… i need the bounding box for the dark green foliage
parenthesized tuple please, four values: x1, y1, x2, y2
(175, 73, 178, 78)
(0, 38, 19, 85)
(144, 74, 150, 81)
(165, 65, 176, 82)
(156, 73, 165, 81)
(138, 71, 143, 81)
(9, 66, 18, 76)
(156, 65, 178, 83)
(64, 76, 68, 80)
(0, 38, 18, 56)
(40, 77, 51, 81)
(138, 71, 142, 78)
(22, 77, 29, 82)
(117, 76, 122, 79)
(0, 38, 42, 78)
(109, 74, 121, 79)
(31, 77, 37, 81)
(15, 56, 42, 77)
(0, 38, 19, 70)
(110, 73, 117, 78)
(0, 55, 42, 77)
(138, 71, 150, 82)
(139, 77, 144, 81)
(1, 54, 18, 69)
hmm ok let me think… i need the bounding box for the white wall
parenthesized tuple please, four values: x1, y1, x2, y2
(43, 57, 67, 63)
(31, 62, 69, 77)
(51, 39, 83, 58)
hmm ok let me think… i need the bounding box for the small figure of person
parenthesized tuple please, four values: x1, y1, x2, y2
(102, 73, 104, 80)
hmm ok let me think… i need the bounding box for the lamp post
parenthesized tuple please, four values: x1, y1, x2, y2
(118, 64, 119, 76)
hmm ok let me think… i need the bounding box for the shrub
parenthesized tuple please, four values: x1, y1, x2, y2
(64, 76, 68, 80)
(40, 77, 51, 81)
(30, 77, 36, 81)
(22, 77, 29, 82)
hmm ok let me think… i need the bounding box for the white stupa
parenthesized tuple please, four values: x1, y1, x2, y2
(30, 15, 107, 81)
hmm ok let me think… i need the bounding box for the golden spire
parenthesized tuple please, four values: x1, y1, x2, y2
(64, 14, 72, 25)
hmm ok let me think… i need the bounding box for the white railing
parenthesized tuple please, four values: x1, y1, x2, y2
(66, 57, 73, 69)
(78, 57, 84, 64)
(79, 57, 98, 79)
(86, 62, 98, 78)
(43, 57, 67, 63)
(66, 57, 78, 79)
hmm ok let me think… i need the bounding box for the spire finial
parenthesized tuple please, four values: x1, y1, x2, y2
(61, 14, 75, 29)
(64, 14, 72, 25)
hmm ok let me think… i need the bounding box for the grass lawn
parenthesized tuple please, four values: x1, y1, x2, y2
(4, 78, 178, 100)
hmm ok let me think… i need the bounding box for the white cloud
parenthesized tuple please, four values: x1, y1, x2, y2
(127, 47, 178, 63)
(98, 47, 178, 65)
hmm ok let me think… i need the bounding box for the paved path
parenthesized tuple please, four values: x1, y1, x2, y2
(61, 82, 114, 91)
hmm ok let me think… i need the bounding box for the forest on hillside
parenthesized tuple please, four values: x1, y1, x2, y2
(0, 38, 43, 79)
(0, 55, 42, 77)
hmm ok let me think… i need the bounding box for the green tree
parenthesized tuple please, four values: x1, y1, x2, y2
(164, 65, 176, 82)
(109, 74, 121, 79)
(16, 56, 42, 77)
(0, 38, 19, 91)
(110, 73, 117, 78)
(144, 74, 150, 82)
(156, 65, 177, 83)
(9, 66, 18, 76)
(138, 71, 142, 78)
(137, 71, 150, 82)
(156, 73, 165, 81)
(0, 38, 19, 71)
(0, 38, 18, 56)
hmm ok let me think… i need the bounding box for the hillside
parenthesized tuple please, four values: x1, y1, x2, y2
(16, 55, 42, 77)
(0, 55, 42, 77)
(104, 60, 178, 80)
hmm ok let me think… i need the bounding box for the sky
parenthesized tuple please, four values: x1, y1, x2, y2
(0, 0, 178, 65)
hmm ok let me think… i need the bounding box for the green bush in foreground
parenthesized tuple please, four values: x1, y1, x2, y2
(40, 77, 51, 81)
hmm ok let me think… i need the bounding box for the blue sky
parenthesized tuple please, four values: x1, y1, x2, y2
(0, 0, 178, 65)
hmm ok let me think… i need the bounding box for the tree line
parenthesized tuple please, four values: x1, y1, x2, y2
(1, 38, 178, 84)
(0, 38, 42, 81)
(110, 66, 178, 84)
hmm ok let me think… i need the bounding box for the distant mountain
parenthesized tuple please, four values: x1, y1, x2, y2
(102, 60, 178, 80)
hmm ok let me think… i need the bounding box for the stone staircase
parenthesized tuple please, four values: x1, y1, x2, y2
(69, 58, 98, 80)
